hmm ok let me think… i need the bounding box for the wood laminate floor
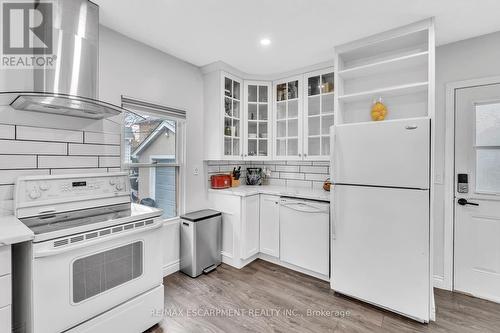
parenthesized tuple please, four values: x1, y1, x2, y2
(145, 259, 500, 333)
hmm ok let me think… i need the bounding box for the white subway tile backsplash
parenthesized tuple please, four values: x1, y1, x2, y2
(313, 161, 330, 166)
(207, 165, 219, 173)
(0, 140, 67, 155)
(279, 172, 305, 180)
(0, 169, 49, 185)
(305, 173, 329, 181)
(0, 118, 124, 214)
(312, 181, 326, 190)
(0, 185, 14, 200)
(98, 156, 121, 168)
(276, 165, 300, 172)
(286, 179, 312, 189)
(0, 155, 36, 169)
(84, 132, 121, 145)
(268, 178, 286, 186)
(51, 168, 108, 175)
(300, 166, 329, 174)
(16, 126, 83, 143)
(205, 160, 331, 189)
(69, 143, 120, 156)
(38, 156, 98, 169)
(286, 161, 313, 166)
(0, 125, 15, 139)
(0, 200, 13, 216)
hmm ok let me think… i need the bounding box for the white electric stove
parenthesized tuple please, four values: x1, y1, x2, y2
(12, 172, 165, 333)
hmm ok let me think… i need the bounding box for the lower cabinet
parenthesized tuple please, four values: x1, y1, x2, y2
(259, 195, 280, 257)
(240, 194, 260, 259)
(0, 245, 11, 333)
(208, 192, 260, 268)
(208, 191, 329, 281)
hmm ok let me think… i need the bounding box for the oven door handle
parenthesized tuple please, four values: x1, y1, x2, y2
(34, 221, 163, 258)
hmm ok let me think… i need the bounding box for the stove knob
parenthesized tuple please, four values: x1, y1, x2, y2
(29, 191, 40, 199)
(109, 179, 116, 185)
(39, 183, 50, 191)
(115, 183, 123, 191)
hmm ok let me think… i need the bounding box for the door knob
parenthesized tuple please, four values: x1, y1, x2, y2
(457, 198, 479, 206)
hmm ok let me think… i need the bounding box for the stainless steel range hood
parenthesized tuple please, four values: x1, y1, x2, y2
(1, 0, 124, 119)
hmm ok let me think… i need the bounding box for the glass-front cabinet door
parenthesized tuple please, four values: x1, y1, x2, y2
(303, 68, 334, 160)
(244, 81, 271, 160)
(273, 76, 303, 160)
(222, 73, 243, 159)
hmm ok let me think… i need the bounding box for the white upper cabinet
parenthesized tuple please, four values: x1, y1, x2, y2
(203, 67, 336, 161)
(203, 71, 244, 160)
(303, 68, 335, 160)
(244, 81, 272, 160)
(223, 73, 243, 159)
(273, 75, 303, 160)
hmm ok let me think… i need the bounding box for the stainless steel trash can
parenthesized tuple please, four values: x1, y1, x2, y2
(180, 209, 222, 277)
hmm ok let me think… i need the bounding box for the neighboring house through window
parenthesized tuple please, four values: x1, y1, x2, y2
(122, 97, 186, 219)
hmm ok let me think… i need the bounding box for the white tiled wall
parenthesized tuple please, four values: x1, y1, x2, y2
(207, 160, 330, 189)
(0, 108, 122, 216)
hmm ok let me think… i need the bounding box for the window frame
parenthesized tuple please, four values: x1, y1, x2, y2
(121, 99, 187, 221)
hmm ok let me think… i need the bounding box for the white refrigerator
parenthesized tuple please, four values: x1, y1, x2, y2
(330, 118, 432, 322)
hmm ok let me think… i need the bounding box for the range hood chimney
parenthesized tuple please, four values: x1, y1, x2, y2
(1, 0, 124, 119)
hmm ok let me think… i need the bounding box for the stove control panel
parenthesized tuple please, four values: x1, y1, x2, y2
(17, 173, 129, 203)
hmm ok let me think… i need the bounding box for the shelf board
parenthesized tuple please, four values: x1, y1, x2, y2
(335, 116, 430, 127)
(308, 91, 335, 98)
(338, 51, 428, 80)
(338, 82, 428, 103)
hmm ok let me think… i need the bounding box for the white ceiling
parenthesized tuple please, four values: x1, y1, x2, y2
(94, 0, 500, 75)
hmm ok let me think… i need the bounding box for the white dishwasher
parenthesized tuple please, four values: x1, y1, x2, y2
(279, 197, 330, 277)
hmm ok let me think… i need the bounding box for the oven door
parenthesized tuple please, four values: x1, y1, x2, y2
(31, 218, 163, 333)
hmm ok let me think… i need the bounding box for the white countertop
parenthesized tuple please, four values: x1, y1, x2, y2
(208, 185, 330, 202)
(0, 215, 34, 246)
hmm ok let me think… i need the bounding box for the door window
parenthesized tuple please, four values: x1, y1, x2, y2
(475, 102, 500, 193)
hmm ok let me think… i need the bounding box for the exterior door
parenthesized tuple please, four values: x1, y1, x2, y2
(454, 83, 500, 303)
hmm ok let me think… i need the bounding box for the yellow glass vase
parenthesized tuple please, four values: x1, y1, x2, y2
(371, 98, 388, 121)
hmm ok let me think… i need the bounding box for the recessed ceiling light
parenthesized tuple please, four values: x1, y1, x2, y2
(260, 38, 271, 46)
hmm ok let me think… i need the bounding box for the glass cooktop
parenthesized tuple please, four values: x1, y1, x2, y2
(20, 203, 134, 235)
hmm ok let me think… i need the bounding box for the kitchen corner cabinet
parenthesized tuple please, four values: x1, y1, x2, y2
(259, 194, 280, 257)
(208, 192, 260, 268)
(244, 81, 272, 160)
(273, 75, 303, 160)
(303, 68, 335, 160)
(203, 71, 243, 160)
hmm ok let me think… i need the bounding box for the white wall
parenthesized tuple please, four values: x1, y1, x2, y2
(99, 26, 207, 212)
(98, 26, 208, 274)
(433, 31, 500, 281)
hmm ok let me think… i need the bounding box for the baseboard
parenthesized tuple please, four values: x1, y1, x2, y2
(433, 275, 445, 290)
(162, 260, 180, 277)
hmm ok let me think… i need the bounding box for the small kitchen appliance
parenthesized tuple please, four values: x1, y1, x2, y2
(246, 168, 262, 185)
(210, 174, 232, 189)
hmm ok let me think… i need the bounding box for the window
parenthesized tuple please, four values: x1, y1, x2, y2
(122, 97, 186, 219)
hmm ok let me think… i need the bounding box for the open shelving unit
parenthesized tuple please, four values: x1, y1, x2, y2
(334, 19, 435, 125)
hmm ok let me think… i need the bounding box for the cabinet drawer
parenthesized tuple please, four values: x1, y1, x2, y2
(0, 305, 11, 333)
(0, 246, 10, 276)
(0, 275, 11, 308)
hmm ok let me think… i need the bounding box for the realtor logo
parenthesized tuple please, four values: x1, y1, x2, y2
(1, 1, 55, 68)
